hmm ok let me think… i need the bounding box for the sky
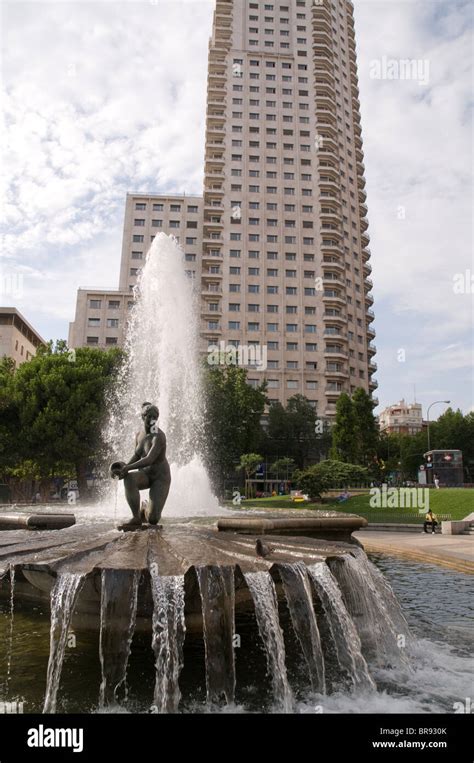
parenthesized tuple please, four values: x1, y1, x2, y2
(1, 0, 473, 419)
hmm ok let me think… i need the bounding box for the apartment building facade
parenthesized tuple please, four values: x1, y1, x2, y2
(69, 0, 377, 414)
(68, 194, 204, 349)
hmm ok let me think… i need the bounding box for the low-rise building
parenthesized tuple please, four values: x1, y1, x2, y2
(378, 399, 423, 435)
(0, 307, 46, 366)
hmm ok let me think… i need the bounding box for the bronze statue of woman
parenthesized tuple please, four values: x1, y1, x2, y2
(111, 403, 171, 531)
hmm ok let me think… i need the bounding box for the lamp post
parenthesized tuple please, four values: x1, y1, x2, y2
(426, 400, 451, 453)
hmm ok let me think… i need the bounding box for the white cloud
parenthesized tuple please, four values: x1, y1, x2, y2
(1, 0, 472, 414)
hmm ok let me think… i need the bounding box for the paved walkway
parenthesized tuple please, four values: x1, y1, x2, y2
(354, 530, 474, 574)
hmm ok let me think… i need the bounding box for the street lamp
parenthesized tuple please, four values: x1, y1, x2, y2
(426, 400, 451, 453)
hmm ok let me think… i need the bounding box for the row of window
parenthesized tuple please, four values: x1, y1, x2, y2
(13, 339, 31, 360)
(134, 219, 198, 228)
(88, 319, 119, 328)
(224, 322, 318, 332)
(134, 202, 199, 213)
(87, 337, 118, 345)
(89, 299, 133, 310)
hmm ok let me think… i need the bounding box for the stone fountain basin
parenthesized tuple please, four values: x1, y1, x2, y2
(0, 514, 365, 632)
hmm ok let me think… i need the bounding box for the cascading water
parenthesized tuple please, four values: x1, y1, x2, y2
(307, 562, 375, 692)
(104, 232, 219, 517)
(244, 570, 294, 712)
(43, 572, 85, 713)
(196, 565, 236, 705)
(99, 569, 140, 707)
(5, 567, 15, 697)
(328, 549, 412, 667)
(149, 564, 186, 713)
(277, 562, 325, 694)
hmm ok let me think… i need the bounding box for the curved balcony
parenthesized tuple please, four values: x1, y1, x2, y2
(325, 387, 344, 398)
(313, 17, 331, 34)
(318, 134, 338, 151)
(201, 322, 222, 336)
(317, 124, 338, 142)
(321, 226, 343, 241)
(322, 257, 344, 273)
(201, 283, 222, 296)
(323, 328, 348, 341)
(321, 240, 344, 254)
(325, 369, 349, 380)
(366, 325, 376, 340)
(367, 342, 376, 356)
(315, 107, 337, 125)
(365, 292, 374, 306)
(202, 251, 223, 263)
(205, 154, 224, 166)
(314, 66, 335, 83)
(363, 261, 372, 276)
(361, 231, 370, 246)
(315, 93, 337, 110)
(360, 217, 369, 233)
(312, 32, 332, 49)
(324, 312, 347, 325)
(320, 210, 341, 225)
(202, 304, 222, 318)
(202, 269, 222, 280)
(324, 347, 348, 359)
(313, 55, 334, 74)
(319, 178, 340, 194)
(312, 2, 331, 22)
(323, 293, 345, 308)
(369, 378, 378, 390)
(206, 126, 225, 139)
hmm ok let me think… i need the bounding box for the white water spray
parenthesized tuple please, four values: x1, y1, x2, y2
(104, 233, 219, 516)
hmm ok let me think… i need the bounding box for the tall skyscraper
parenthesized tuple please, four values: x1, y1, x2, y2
(69, 0, 377, 416)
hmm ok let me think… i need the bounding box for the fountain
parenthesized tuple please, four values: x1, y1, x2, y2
(0, 234, 415, 713)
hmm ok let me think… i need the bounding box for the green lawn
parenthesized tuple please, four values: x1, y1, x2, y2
(229, 489, 474, 524)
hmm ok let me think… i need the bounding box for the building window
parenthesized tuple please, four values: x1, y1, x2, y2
(89, 300, 101, 309)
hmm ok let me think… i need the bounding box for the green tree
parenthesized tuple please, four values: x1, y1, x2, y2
(0, 357, 19, 476)
(12, 345, 123, 495)
(203, 365, 267, 494)
(296, 460, 368, 500)
(238, 453, 264, 497)
(266, 394, 324, 468)
(331, 393, 358, 462)
(352, 387, 379, 465)
(270, 457, 296, 480)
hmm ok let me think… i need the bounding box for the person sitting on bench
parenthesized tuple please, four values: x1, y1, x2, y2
(423, 509, 438, 534)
